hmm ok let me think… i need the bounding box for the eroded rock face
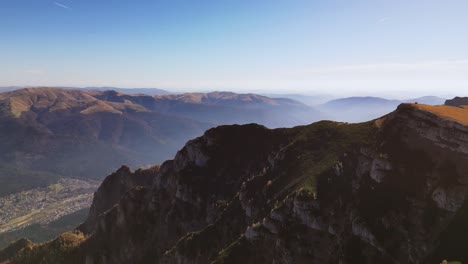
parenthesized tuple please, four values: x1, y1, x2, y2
(78, 124, 288, 264)
(213, 104, 468, 264)
(79, 165, 158, 234)
(6, 104, 468, 264)
(384, 104, 468, 155)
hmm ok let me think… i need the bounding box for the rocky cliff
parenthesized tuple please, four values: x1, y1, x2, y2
(3, 103, 468, 264)
(78, 165, 158, 234)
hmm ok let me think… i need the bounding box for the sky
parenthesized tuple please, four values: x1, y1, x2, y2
(1, 0, 468, 98)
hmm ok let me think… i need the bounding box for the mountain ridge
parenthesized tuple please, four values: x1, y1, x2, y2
(4, 103, 468, 263)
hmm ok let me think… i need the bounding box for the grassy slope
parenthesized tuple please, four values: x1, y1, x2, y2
(273, 120, 377, 194)
(412, 104, 468, 125)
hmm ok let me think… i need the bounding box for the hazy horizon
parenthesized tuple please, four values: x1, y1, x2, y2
(0, 85, 461, 101)
(2, 0, 467, 98)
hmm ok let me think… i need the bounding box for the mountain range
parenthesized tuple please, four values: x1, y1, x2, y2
(2, 87, 449, 123)
(0, 87, 324, 196)
(82, 87, 170, 95)
(0, 87, 170, 96)
(2, 101, 468, 263)
(0, 88, 207, 196)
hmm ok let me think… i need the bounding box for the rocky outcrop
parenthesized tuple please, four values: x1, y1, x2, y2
(78, 165, 158, 234)
(384, 104, 468, 155)
(445, 96, 468, 107)
(5, 103, 468, 264)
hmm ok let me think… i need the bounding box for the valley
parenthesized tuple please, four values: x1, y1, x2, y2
(0, 178, 98, 238)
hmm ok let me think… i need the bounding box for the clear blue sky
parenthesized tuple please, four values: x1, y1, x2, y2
(1, 0, 468, 97)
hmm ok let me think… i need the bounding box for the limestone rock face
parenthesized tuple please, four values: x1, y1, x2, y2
(78, 165, 158, 234)
(6, 103, 468, 264)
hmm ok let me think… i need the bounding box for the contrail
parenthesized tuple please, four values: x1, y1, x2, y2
(54, 2, 71, 9)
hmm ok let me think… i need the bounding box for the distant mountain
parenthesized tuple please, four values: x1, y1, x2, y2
(0, 87, 23, 93)
(82, 87, 171, 95)
(118, 91, 324, 128)
(318, 96, 401, 122)
(261, 93, 335, 106)
(0, 88, 322, 196)
(404, 96, 446, 105)
(0, 88, 210, 196)
(0, 86, 172, 95)
(319, 96, 446, 122)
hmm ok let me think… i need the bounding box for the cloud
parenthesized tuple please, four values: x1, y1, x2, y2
(378, 17, 389, 23)
(54, 2, 71, 9)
